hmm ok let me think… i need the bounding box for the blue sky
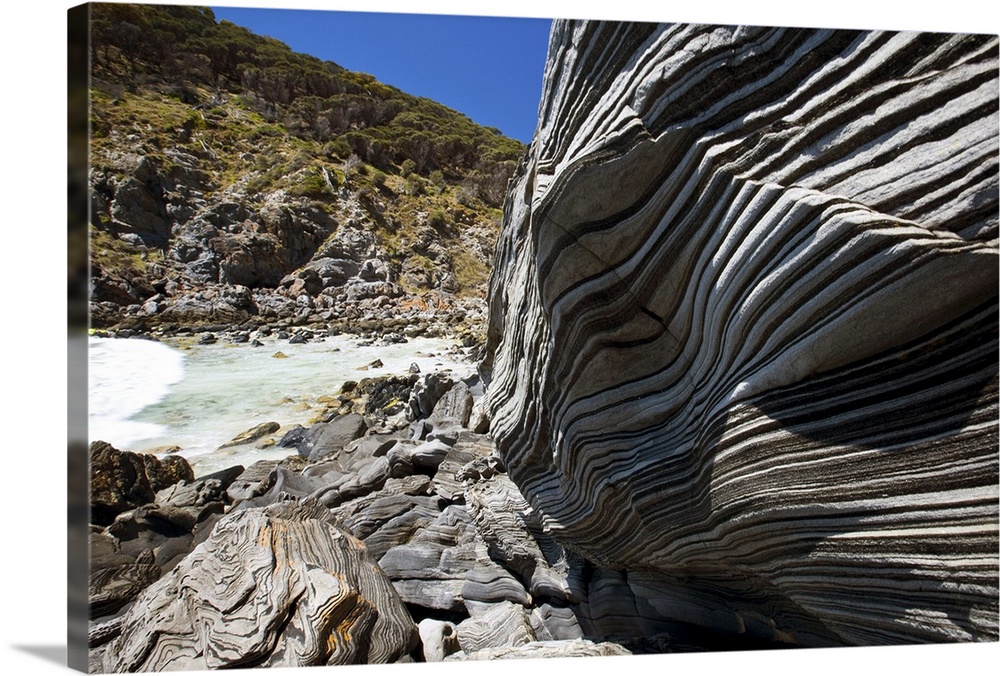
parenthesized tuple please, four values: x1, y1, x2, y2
(209, 6, 552, 143)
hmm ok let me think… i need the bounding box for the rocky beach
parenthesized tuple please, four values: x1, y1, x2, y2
(87, 315, 663, 670)
(80, 6, 998, 674)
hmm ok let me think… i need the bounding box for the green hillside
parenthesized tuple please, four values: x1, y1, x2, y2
(87, 3, 527, 334)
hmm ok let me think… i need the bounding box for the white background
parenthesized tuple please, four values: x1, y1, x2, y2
(1, 1, 997, 674)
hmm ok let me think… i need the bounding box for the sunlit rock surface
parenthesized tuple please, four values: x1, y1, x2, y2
(483, 21, 999, 645)
(94, 501, 418, 671)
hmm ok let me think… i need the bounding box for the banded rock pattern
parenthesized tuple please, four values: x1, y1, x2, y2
(94, 500, 418, 671)
(483, 22, 999, 645)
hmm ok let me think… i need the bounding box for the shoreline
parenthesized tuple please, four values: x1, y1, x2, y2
(88, 324, 483, 479)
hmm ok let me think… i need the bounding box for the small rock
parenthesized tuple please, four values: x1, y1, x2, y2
(418, 619, 460, 662)
(278, 425, 308, 448)
(218, 421, 281, 449)
(272, 351, 288, 359)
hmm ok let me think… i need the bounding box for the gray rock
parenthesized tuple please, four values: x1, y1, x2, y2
(300, 414, 368, 462)
(483, 20, 1000, 645)
(455, 601, 535, 654)
(446, 639, 632, 660)
(430, 380, 474, 426)
(225, 459, 280, 503)
(97, 500, 418, 671)
(432, 434, 495, 503)
(529, 604, 584, 641)
(407, 372, 454, 420)
(387, 439, 452, 477)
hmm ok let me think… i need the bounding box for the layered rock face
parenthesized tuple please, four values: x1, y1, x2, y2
(93, 500, 419, 671)
(483, 22, 999, 645)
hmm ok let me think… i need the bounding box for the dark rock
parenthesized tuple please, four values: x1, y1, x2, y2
(143, 454, 194, 492)
(277, 425, 308, 448)
(408, 372, 454, 420)
(107, 503, 201, 540)
(197, 465, 245, 491)
(301, 414, 369, 462)
(89, 562, 162, 620)
(90, 442, 192, 526)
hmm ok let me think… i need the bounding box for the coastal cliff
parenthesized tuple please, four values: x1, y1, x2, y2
(483, 22, 999, 645)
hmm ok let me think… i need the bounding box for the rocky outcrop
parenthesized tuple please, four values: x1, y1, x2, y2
(90, 372, 637, 665)
(90, 137, 495, 337)
(89, 441, 195, 526)
(483, 22, 999, 646)
(93, 500, 418, 671)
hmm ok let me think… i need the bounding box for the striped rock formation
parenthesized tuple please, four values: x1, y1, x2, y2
(94, 500, 417, 671)
(482, 22, 999, 645)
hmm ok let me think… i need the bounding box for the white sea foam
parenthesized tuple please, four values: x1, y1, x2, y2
(88, 334, 475, 476)
(89, 337, 185, 447)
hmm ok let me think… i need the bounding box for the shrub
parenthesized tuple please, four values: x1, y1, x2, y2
(323, 138, 351, 159)
(405, 174, 424, 196)
(428, 208, 448, 230)
(291, 168, 334, 199)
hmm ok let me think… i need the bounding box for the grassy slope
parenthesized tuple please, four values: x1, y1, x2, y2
(89, 4, 523, 301)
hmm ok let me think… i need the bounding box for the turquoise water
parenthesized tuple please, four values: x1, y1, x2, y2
(88, 334, 474, 476)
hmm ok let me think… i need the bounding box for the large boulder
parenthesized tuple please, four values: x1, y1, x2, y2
(482, 21, 999, 645)
(94, 500, 418, 671)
